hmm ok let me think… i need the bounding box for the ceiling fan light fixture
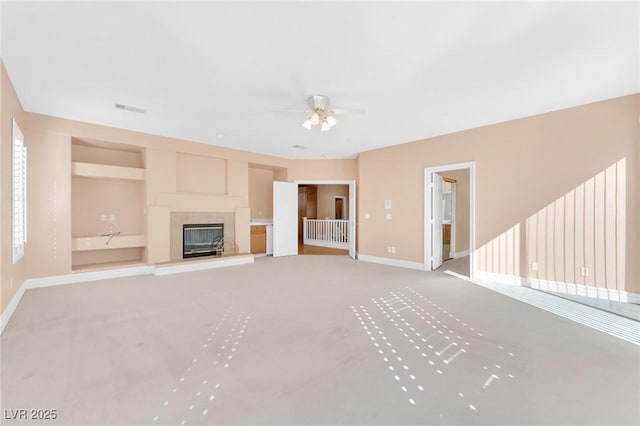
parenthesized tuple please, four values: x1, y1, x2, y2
(300, 95, 339, 132)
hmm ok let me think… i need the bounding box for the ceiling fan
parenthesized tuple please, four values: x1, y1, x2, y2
(278, 95, 364, 132)
(302, 95, 336, 131)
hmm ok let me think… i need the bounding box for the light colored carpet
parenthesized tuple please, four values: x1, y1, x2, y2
(1, 256, 638, 425)
(440, 255, 470, 277)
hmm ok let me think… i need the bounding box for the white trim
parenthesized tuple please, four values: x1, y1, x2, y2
(472, 270, 640, 304)
(453, 250, 470, 258)
(525, 277, 640, 304)
(0, 256, 255, 335)
(12, 119, 26, 264)
(444, 270, 640, 346)
(450, 181, 456, 258)
(294, 179, 357, 259)
(27, 266, 154, 289)
(294, 180, 353, 185)
(0, 280, 29, 335)
(424, 162, 475, 277)
(474, 270, 523, 286)
(358, 254, 424, 271)
(304, 240, 349, 250)
(154, 255, 254, 276)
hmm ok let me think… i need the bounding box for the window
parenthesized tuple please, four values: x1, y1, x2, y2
(12, 119, 26, 264)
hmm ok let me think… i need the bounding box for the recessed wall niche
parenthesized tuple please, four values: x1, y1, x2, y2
(70, 138, 147, 270)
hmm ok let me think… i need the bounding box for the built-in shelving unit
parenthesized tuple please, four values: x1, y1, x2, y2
(71, 162, 145, 181)
(71, 234, 147, 251)
(71, 138, 147, 271)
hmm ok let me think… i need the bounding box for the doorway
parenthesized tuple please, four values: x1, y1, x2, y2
(334, 196, 346, 220)
(424, 162, 475, 278)
(440, 177, 456, 262)
(273, 180, 356, 258)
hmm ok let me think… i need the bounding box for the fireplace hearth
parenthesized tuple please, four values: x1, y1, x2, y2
(183, 223, 224, 258)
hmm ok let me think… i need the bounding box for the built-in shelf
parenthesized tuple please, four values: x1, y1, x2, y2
(72, 234, 146, 251)
(72, 161, 145, 181)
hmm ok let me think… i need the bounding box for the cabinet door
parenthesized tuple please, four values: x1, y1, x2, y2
(250, 226, 267, 254)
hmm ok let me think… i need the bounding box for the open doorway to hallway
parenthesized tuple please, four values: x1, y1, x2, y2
(298, 184, 349, 255)
(425, 163, 475, 278)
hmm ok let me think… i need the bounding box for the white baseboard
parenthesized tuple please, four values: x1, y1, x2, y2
(0, 256, 255, 335)
(444, 270, 640, 346)
(453, 250, 469, 259)
(0, 280, 29, 336)
(303, 240, 349, 250)
(473, 271, 640, 304)
(474, 271, 522, 286)
(524, 277, 640, 304)
(154, 255, 254, 276)
(26, 266, 155, 289)
(358, 254, 425, 271)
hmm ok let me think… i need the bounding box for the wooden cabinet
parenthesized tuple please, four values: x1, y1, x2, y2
(250, 225, 267, 254)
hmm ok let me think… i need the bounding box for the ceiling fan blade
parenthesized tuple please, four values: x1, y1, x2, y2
(332, 107, 366, 115)
(273, 109, 309, 113)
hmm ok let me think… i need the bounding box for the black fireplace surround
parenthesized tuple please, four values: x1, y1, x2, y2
(183, 223, 224, 258)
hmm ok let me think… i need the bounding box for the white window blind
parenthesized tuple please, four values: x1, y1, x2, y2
(12, 119, 26, 264)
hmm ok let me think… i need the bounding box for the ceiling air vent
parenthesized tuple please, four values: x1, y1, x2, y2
(114, 103, 146, 114)
(292, 144, 307, 149)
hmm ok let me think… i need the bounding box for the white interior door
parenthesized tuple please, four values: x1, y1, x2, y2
(273, 181, 298, 257)
(431, 173, 444, 270)
(348, 180, 356, 259)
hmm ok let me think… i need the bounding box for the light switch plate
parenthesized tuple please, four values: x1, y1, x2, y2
(384, 200, 392, 209)
(385, 213, 392, 220)
(364, 213, 370, 219)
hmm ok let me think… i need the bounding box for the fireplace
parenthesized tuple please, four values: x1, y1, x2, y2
(183, 223, 224, 258)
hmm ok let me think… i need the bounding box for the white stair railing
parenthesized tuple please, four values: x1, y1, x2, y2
(303, 218, 349, 249)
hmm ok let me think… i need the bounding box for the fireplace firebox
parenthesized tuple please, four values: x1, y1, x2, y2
(183, 223, 224, 258)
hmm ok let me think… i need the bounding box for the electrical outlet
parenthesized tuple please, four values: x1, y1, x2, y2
(364, 213, 370, 219)
(531, 262, 538, 271)
(581, 267, 589, 277)
(391, 247, 396, 254)
(109, 214, 115, 222)
(385, 213, 392, 220)
(101, 214, 107, 222)
(387, 247, 392, 253)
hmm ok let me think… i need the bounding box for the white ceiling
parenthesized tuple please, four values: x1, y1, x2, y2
(2, 1, 638, 159)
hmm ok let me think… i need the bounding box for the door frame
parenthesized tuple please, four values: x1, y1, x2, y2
(424, 162, 475, 278)
(334, 196, 346, 220)
(446, 178, 456, 260)
(294, 179, 356, 258)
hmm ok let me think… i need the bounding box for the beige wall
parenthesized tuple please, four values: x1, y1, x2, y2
(26, 129, 72, 278)
(287, 159, 357, 181)
(248, 167, 274, 219)
(177, 153, 227, 194)
(5, 108, 294, 293)
(1, 61, 27, 311)
(3, 56, 637, 315)
(317, 185, 349, 219)
(439, 169, 470, 253)
(358, 94, 639, 293)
